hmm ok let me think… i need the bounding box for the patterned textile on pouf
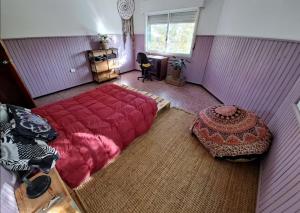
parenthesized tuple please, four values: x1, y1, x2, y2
(191, 105, 272, 161)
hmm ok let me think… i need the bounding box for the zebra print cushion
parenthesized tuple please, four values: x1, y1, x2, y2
(0, 104, 9, 123)
(0, 104, 59, 171)
(1, 135, 58, 171)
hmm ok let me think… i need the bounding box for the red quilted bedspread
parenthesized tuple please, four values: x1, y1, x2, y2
(33, 84, 157, 188)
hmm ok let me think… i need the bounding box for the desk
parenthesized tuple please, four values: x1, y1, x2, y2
(147, 55, 168, 80)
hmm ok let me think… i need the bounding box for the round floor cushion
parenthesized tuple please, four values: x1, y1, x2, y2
(191, 105, 272, 161)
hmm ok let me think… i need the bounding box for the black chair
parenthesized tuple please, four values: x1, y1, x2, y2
(136, 52, 153, 82)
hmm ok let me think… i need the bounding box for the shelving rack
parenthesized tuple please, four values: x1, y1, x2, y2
(88, 48, 120, 83)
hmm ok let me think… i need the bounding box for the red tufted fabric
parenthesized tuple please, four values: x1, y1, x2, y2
(191, 105, 272, 160)
(33, 84, 157, 188)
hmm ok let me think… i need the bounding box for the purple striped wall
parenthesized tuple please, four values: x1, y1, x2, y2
(256, 78, 300, 213)
(202, 36, 300, 213)
(203, 36, 300, 123)
(133, 34, 214, 83)
(4, 35, 134, 98)
(184, 36, 214, 83)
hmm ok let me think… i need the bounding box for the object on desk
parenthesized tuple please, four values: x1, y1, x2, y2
(137, 52, 153, 82)
(147, 55, 168, 80)
(88, 49, 120, 83)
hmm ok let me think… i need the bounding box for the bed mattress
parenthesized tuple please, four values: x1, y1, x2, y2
(33, 84, 157, 188)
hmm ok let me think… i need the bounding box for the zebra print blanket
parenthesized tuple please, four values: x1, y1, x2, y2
(0, 104, 58, 171)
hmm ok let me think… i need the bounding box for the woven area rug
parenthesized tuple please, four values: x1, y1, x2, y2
(75, 108, 259, 213)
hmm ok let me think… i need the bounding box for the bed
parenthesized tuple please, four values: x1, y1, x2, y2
(33, 84, 158, 188)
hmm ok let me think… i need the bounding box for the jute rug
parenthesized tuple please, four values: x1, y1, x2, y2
(75, 108, 259, 213)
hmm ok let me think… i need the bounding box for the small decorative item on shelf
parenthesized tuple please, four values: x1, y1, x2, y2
(98, 34, 111, 50)
(165, 56, 190, 87)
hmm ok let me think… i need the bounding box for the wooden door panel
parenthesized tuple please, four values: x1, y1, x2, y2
(0, 40, 35, 108)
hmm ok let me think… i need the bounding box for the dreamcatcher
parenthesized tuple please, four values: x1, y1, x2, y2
(117, 0, 135, 48)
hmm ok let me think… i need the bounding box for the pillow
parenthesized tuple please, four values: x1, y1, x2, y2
(7, 105, 57, 142)
(1, 129, 59, 171)
(0, 104, 10, 135)
(191, 105, 272, 161)
(0, 104, 9, 123)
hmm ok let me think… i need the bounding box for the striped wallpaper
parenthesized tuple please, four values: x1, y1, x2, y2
(257, 78, 300, 213)
(203, 36, 300, 123)
(4, 35, 134, 98)
(184, 35, 214, 84)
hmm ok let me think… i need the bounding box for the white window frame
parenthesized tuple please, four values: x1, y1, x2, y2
(145, 7, 200, 58)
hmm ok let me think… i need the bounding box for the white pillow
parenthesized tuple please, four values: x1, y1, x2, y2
(0, 104, 9, 123)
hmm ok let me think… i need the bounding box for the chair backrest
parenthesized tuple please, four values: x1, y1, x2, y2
(136, 52, 149, 64)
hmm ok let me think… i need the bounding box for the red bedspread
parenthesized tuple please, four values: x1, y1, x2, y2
(33, 84, 157, 188)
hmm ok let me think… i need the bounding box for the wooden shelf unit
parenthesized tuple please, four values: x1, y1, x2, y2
(88, 48, 120, 83)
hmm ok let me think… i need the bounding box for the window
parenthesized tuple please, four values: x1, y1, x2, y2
(146, 8, 199, 56)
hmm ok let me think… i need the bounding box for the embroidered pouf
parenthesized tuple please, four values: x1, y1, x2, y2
(191, 105, 272, 161)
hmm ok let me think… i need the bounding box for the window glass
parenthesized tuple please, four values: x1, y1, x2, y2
(147, 24, 168, 52)
(166, 22, 195, 54)
(146, 9, 199, 56)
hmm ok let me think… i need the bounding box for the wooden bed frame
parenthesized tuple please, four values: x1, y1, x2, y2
(113, 82, 171, 114)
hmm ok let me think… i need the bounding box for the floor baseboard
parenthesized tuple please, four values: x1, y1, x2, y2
(186, 81, 223, 104)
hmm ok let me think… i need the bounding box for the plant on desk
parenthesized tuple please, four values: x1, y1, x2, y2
(166, 56, 191, 86)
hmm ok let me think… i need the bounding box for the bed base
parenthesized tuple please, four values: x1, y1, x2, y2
(113, 83, 171, 114)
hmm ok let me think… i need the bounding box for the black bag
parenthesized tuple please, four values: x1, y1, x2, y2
(7, 105, 57, 142)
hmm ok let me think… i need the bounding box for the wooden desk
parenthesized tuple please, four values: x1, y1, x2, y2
(15, 169, 81, 213)
(147, 55, 168, 80)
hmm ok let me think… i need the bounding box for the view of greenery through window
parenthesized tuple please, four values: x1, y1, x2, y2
(147, 8, 197, 56)
(148, 24, 168, 52)
(148, 23, 195, 55)
(167, 23, 195, 54)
